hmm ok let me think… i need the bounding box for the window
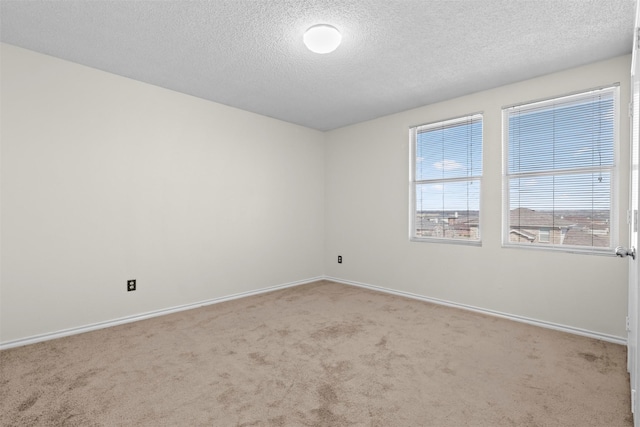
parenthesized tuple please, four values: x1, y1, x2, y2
(539, 228, 550, 243)
(410, 114, 483, 243)
(503, 86, 618, 253)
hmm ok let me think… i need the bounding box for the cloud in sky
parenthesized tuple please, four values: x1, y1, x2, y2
(433, 159, 463, 171)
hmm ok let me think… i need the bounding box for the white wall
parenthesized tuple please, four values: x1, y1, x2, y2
(1, 44, 632, 345)
(0, 44, 325, 344)
(324, 55, 631, 340)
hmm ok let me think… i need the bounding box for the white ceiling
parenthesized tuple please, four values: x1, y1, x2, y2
(0, 0, 636, 131)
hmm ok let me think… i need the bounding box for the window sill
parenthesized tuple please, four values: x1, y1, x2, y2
(410, 237, 482, 247)
(501, 242, 616, 256)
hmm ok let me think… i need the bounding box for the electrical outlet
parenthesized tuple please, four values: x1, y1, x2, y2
(127, 279, 136, 292)
(338, 255, 342, 264)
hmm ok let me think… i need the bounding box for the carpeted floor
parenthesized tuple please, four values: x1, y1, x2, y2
(0, 280, 633, 426)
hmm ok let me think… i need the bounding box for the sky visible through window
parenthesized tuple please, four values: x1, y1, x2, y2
(415, 96, 613, 213)
(415, 119, 482, 212)
(507, 96, 614, 212)
(503, 90, 616, 250)
(412, 89, 615, 248)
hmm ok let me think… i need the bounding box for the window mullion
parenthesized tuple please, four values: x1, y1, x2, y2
(507, 165, 615, 180)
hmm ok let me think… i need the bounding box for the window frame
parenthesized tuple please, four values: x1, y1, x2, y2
(409, 113, 484, 245)
(501, 85, 620, 255)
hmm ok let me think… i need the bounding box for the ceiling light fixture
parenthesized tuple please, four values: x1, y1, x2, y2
(303, 24, 342, 54)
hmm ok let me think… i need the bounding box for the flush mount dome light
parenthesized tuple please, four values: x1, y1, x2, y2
(303, 24, 342, 54)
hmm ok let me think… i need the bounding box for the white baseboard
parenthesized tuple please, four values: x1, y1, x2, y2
(0, 276, 324, 350)
(324, 276, 627, 346)
(2, 275, 626, 350)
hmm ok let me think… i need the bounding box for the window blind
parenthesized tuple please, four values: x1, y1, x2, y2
(411, 114, 483, 242)
(503, 86, 617, 251)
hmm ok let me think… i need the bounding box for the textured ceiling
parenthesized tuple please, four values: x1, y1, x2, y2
(0, 0, 636, 131)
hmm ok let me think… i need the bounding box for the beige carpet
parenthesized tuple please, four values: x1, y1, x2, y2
(0, 280, 632, 426)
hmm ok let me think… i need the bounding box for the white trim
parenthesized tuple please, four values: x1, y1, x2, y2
(2, 275, 625, 350)
(502, 83, 621, 111)
(0, 276, 323, 350)
(409, 111, 484, 131)
(324, 276, 627, 346)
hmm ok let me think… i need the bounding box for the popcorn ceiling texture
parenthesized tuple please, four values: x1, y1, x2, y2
(0, 0, 635, 130)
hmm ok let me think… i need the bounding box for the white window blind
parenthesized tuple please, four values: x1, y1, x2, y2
(503, 86, 618, 252)
(410, 114, 483, 243)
